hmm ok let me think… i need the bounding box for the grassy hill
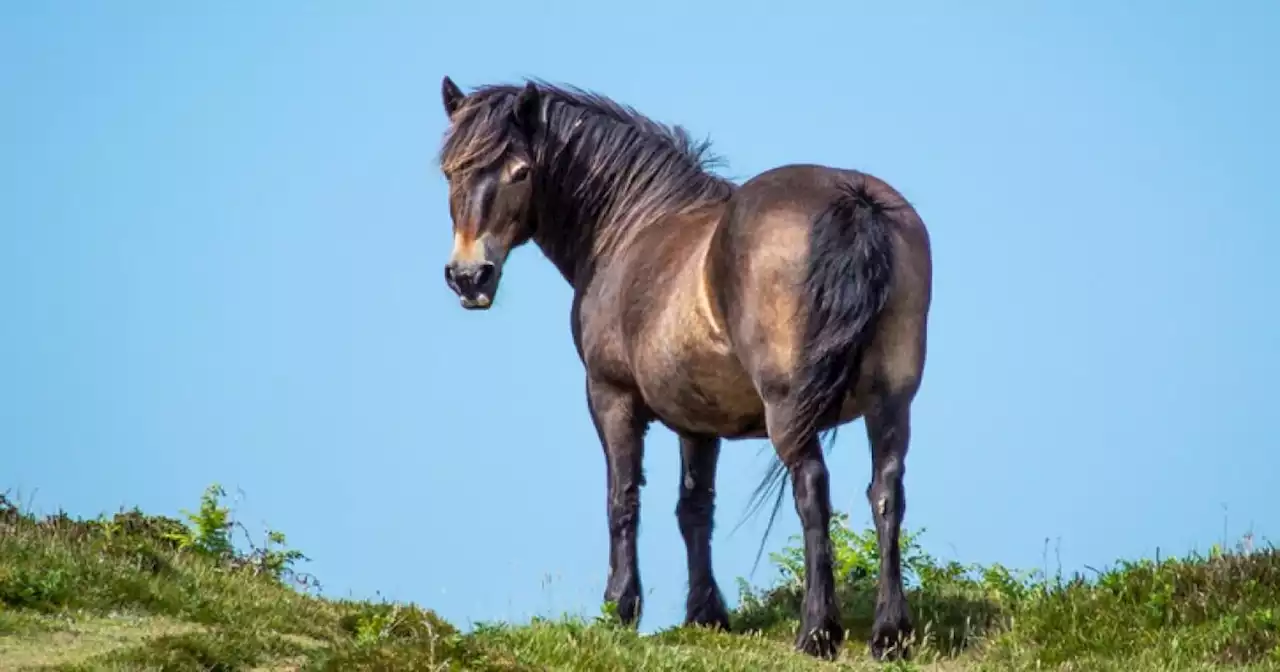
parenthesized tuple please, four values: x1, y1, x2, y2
(2, 485, 1278, 671)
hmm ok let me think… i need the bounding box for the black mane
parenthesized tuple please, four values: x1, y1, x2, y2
(439, 80, 735, 270)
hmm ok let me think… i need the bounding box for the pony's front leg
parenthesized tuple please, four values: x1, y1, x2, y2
(676, 433, 730, 630)
(587, 377, 648, 626)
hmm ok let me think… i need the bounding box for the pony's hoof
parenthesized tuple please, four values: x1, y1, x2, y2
(869, 612, 913, 661)
(795, 616, 844, 660)
(603, 582, 643, 627)
(612, 592, 642, 626)
(686, 583, 727, 632)
(684, 595, 731, 631)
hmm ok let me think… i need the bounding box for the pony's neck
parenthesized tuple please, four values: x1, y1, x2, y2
(528, 174, 598, 286)
(527, 119, 731, 287)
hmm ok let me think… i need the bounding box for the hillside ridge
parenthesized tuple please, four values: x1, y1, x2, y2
(2, 485, 1278, 670)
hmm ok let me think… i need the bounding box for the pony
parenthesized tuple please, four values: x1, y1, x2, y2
(435, 76, 932, 660)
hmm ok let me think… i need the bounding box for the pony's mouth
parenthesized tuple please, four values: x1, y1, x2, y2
(459, 294, 492, 310)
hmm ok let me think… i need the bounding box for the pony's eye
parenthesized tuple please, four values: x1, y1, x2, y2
(508, 163, 530, 183)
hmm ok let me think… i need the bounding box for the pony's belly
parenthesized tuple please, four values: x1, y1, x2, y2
(643, 377, 867, 441)
(646, 384, 766, 438)
(635, 351, 766, 438)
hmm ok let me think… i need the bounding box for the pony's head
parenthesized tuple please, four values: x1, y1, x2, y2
(437, 76, 542, 310)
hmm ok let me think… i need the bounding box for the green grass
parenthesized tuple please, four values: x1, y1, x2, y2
(1, 486, 1278, 671)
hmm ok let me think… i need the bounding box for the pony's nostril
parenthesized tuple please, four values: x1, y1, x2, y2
(444, 265, 457, 288)
(474, 263, 494, 287)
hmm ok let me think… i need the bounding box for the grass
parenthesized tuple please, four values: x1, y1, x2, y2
(1, 486, 1278, 671)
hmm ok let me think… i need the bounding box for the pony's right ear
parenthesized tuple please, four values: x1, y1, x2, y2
(441, 76, 465, 118)
(511, 81, 542, 139)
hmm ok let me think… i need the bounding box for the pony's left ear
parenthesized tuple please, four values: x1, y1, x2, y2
(442, 75, 465, 119)
(512, 81, 541, 138)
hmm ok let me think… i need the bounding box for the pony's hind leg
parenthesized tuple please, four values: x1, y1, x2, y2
(587, 377, 649, 626)
(864, 392, 914, 660)
(676, 433, 730, 630)
(762, 399, 844, 659)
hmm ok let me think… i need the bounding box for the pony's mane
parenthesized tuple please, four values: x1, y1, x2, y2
(439, 80, 735, 259)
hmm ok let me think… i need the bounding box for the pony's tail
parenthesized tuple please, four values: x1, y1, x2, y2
(739, 176, 897, 577)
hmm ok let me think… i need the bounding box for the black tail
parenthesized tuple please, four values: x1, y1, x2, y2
(736, 177, 897, 577)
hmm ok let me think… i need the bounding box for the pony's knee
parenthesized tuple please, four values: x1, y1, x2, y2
(675, 491, 713, 530)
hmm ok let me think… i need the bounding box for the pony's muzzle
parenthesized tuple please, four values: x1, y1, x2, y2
(444, 260, 497, 310)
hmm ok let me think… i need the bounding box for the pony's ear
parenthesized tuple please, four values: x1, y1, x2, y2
(441, 76, 465, 118)
(511, 81, 541, 138)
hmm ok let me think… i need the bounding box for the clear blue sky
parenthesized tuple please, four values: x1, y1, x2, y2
(3, 1, 1277, 633)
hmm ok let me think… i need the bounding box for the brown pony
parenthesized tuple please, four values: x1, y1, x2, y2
(435, 76, 932, 661)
